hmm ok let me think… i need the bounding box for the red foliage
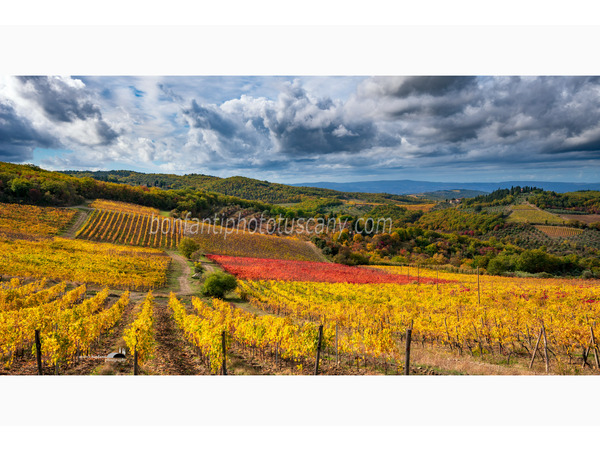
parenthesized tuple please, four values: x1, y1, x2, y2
(207, 254, 449, 284)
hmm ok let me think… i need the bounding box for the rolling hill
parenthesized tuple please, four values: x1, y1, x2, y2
(292, 179, 600, 195)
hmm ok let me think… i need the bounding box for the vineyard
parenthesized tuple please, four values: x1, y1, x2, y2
(559, 214, 600, 225)
(534, 225, 584, 238)
(170, 293, 324, 374)
(0, 202, 76, 237)
(208, 254, 444, 284)
(90, 199, 161, 215)
(508, 204, 565, 225)
(0, 237, 170, 290)
(2, 247, 600, 375)
(77, 209, 182, 249)
(123, 292, 156, 369)
(159, 266, 600, 375)
(0, 279, 131, 374)
(372, 265, 597, 287)
(234, 274, 600, 373)
(191, 224, 324, 261)
(77, 203, 328, 261)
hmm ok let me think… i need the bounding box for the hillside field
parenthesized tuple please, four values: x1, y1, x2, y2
(507, 204, 566, 224)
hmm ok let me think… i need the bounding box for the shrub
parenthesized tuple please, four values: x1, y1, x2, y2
(202, 272, 237, 298)
(487, 254, 515, 275)
(582, 270, 594, 279)
(516, 249, 559, 274)
(178, 237, 199, 259)
(190, 250, 204, 261)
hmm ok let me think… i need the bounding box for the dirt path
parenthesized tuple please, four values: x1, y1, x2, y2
(144, 300, 209, 375)
(168, 252, 193, 295)
(201, 260, 219, 275)
(62, 209, 90, 239)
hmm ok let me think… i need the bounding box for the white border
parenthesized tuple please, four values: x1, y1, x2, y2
(2, 26, 600, 76)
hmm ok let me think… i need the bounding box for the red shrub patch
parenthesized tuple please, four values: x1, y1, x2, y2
(207, 255, 447, 284)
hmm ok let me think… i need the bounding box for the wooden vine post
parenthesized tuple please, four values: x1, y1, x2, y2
(34, 330, 43, 375)
(591, 325, 600, 370)
(335, 323, 339, 366)
(221, 331, 227, 375)
(133, 335, 139, 376)
(542, 323, 549, 373)
(529, 328, 543, 369)
(314, 324, 324, 375)
(404, 322, 413, 376)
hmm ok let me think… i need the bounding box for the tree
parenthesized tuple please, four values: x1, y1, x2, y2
(178, 237, 199, 259)
(487, 254, 514, 275)
(202, 272, 237, 298)
(516, 249, 559, 274)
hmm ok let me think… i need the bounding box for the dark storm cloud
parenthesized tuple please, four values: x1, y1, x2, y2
(16, 76, 119, 144)
(546, 138, 600, 154)
(183, 100, 238, 138)
(354, 76, 600, 166)
(273, 121, 379, 155)
(388, 76, 478, 98)
(18, 76, 101, 122)
(266, 81, 397, 155)
(182, 81, 400, 161)
(0, 102, 55, 161)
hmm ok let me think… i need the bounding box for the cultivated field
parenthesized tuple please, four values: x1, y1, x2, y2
(229, 267, 600, 375)
(559, 214, 600, 224)
(190, 225, 324, 261)
(209, 254, 443, 284)
(402, 203, 436, 212)
(77, 209, 182, 249)
(0, 280, 132, 375)
(507, 204, 565, 224)
(0, 202, 76, 237)
(90, 199, 160, 215)
(0, 237, 170, 290)
(534, 225, 584, 237)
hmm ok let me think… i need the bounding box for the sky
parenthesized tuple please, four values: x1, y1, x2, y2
(1, 75, 600, 183)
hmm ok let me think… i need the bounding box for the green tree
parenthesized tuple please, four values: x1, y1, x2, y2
(487, 254, 514, 275)
(178, 237, 200, 259)
(202, 272, 237, 298)
(516, 249, 559, 274)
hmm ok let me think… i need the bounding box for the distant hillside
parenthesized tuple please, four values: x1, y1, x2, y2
(293, 180, 600, 195)
(529, 190, 600, 214)
(415, 189, 488, 200)
(62, 170, 420, 206)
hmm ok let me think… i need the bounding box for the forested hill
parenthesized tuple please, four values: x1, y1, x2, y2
(61, 170, 421, 205)
(0, 162, 275, 216)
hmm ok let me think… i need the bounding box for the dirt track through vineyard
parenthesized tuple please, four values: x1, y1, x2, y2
(169, 252, 193, 295)
(62, 209, 90, 239)
(144, 300, 210, 375)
